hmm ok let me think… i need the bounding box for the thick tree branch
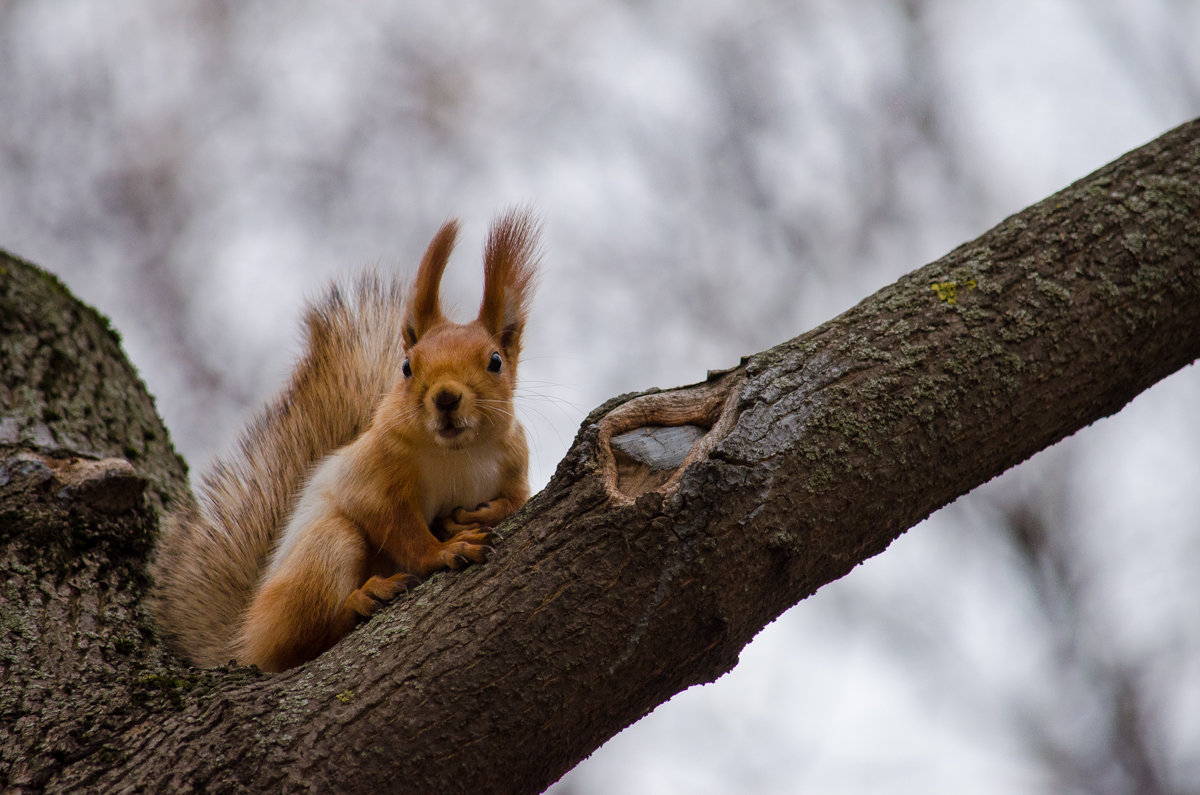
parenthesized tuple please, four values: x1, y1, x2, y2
(2, 118, 1198, 793)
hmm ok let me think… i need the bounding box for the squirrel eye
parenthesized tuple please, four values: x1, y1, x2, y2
(401, 358, 412, 378)
(487, 352, 503, 373)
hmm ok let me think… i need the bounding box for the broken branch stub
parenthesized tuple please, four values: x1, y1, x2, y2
(598, 372, 744, 504)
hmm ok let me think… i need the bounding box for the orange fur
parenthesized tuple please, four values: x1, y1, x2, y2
(151, 210, 539, 672)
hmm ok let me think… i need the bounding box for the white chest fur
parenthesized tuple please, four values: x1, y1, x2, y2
(413, 445, 503, 525)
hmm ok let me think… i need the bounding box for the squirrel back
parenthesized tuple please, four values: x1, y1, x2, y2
(151, 210, 537, 669)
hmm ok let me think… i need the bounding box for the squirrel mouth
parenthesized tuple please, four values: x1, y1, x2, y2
(435, 419, 467, 442)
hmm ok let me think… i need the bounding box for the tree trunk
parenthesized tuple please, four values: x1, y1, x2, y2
(2, 118, 1198, 793)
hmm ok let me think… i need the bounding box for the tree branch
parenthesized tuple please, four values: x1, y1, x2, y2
(3, 118, 1198, 793)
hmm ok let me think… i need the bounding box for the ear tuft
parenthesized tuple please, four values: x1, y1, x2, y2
(479, 208, 540, 358)
(403, 220, 458, 347)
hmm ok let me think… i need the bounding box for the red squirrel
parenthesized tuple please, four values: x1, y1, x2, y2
(151, 210, 537, 672)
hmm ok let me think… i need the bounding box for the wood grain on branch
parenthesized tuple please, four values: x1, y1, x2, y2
(2, 118, 1198, 793)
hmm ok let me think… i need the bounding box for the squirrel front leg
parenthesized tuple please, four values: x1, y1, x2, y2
(347, 523, 492, 616)
(374, 503, 495, 578)
(441, 448, 530, 534)
(441, 495, 524, 534)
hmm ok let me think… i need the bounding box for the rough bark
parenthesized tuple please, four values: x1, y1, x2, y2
(1, 118, 1198, 793)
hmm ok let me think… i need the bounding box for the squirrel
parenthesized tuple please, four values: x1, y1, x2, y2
(150, 209, 538, 672)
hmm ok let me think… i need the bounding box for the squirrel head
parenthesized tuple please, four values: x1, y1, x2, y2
(390, 209, 539, 451)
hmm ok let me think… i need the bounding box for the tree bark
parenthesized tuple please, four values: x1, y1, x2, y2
(2, 118, 1198, 793)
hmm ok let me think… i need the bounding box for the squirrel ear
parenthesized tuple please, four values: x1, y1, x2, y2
(479, 208, 539, 356)
(403, 220, 458, 347)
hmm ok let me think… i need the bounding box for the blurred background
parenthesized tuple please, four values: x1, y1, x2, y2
(2, 1, 1198, 792)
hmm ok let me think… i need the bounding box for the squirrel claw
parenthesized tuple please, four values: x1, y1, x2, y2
(346, 572, 420, 618)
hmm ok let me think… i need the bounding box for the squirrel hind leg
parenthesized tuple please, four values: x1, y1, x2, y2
(346, 572, 421, 618)
(234, 518, 368, 672)
(235, 581, 351, 673)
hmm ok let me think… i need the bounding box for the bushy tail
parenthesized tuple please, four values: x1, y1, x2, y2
(150, 274, 408, 667)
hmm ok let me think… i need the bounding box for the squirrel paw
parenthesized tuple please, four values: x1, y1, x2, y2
(346, 572, 421, 618)
(446, 501, 510, 532)
(440, 527, 495, 569)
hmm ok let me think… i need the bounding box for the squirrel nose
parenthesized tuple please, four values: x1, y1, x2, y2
(433, 388, 461, 412)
